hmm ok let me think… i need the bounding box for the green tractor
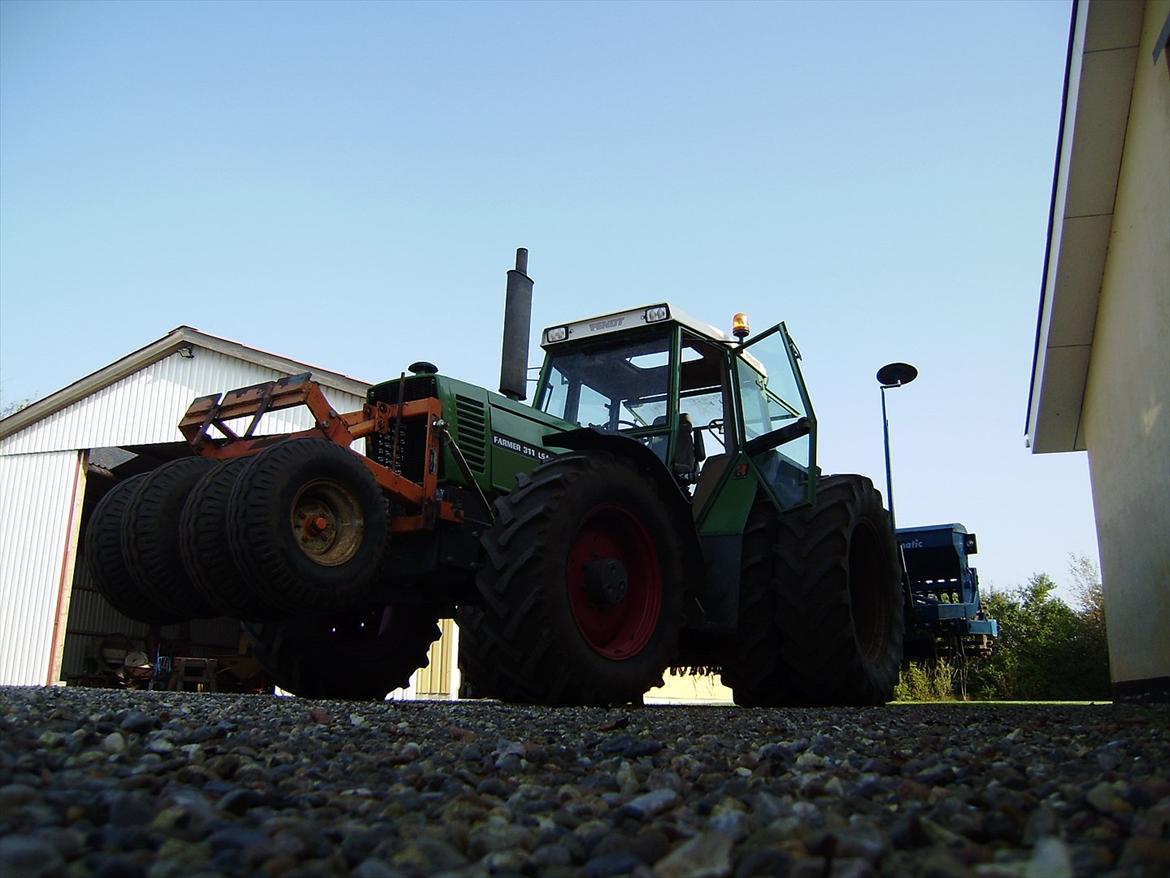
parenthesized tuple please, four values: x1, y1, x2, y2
(85, 250, 904, 705)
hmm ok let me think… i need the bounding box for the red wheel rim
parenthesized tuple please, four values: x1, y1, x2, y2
(566, 504, 662, 660)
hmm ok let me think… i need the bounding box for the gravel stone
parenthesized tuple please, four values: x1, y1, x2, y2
(391, 836, 467, 871)
(654, 830, 734, 877)
(1025, 836, 1074, 878)
(1117, 835, 1170, 869)
(118, 710, 157, 734)
(0, 834, 65, 878)
(93, 854, 149, 878)
(0, 783, 38, 807)
(217, 786, 268, 815)
(584, 850, 642, 877)
(106, 790, 156, 827)
(708, 810, 750, 841)
(350, 858, 403, 878)
(531, 842, 574, 867)
(827, 859, 876, 878)
(622, 788, 681, 819)
(1, 688, 1168, 878)
(102, 731, 128, 754)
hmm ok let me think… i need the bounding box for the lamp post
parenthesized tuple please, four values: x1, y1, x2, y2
(876, 362, 918, 531)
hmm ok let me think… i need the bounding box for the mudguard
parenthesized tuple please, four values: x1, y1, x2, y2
(543, 427, 690, 503)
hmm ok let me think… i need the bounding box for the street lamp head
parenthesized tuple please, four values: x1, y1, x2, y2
(876, 361, 918, 532)
(877, 362, 918, 389)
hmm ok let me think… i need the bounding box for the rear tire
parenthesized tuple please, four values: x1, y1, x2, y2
(122, 458, 218, 620)
(458, 451, 686, 706)
(180, 459, 280, 620)
(85, 474, 180, 623)
(243, 605, 441, 700)
(228, 439, 388, 615)
(774, 474, 904, 705)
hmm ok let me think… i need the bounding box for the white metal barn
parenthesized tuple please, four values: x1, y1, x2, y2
(0, 327, 371, 688)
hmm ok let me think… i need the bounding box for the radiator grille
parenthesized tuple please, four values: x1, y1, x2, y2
(367, 420, 426, 482)
(454, 396, 486, 472)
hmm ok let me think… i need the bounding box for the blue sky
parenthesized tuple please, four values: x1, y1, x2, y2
(0, 0, 1098, 599)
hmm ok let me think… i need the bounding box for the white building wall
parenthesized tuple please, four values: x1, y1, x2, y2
(0, 451, 84, 684)
(1080, 0, 1170, 688)
(0, 348, 367, 456)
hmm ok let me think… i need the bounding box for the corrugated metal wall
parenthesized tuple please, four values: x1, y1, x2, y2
(0, 451, 83, 684)
(0, 348, 367, 456)
(0, 346, 368, 686)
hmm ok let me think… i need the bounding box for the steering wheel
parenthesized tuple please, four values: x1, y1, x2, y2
(614, 420, 643, 431)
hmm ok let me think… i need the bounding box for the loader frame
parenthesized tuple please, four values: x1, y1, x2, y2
(177, 372, 464, 534)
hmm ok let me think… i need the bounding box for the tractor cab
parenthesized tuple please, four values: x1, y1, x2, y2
(534, 304, 818, 519)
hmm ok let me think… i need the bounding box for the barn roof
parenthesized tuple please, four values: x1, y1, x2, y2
(0, 326, 370, 443)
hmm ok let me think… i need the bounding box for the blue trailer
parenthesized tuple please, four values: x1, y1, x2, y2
(897, 523, 998, 664)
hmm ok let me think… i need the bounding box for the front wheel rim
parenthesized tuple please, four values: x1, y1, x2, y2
(291, 479, 365, 566)
(566, 504, 662, 660)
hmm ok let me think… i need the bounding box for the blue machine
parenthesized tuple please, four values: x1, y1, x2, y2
(897, 523, 998, 660)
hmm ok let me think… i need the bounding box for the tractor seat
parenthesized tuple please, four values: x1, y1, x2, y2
(672, 414, 698, 481)
(691, 453, 732, 516)
(647, 415, 671, 462)
(649, 414, 700, 483)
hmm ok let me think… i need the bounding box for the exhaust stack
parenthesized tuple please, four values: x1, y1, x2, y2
(499, 248, 534, 401)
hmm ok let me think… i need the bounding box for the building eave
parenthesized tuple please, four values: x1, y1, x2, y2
(1026, 0, 1146, 453)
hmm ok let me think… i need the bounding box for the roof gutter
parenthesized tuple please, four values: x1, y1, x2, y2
(1025, 0, 1081, 445)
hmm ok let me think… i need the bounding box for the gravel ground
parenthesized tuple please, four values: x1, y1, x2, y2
(1, 687, 1168, 878)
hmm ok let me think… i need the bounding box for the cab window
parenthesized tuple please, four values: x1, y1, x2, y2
(680, 333, 732, 455)
(537, 331, 672, 435)
(734, 325, 813, 509)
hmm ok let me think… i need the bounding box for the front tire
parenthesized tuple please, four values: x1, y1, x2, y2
(122, 458, 217, 620)
(85, 474, 180, 623)
(227, 439, 388, 615)
(180, 459, 280, 620)
(458, 451, 687, 706)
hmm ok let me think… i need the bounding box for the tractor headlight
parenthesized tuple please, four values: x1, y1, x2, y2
(644, 305, 670, 323)
(545, 326, 569, 343)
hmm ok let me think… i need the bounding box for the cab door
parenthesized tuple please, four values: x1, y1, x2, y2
(733, 322, 817, 510)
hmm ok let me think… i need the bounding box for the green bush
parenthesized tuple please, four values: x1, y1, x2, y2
(893, 660, 956, 701)
(965, 558, 1110, 701)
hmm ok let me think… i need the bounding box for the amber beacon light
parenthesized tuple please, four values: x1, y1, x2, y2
(731, 312, 750, 341)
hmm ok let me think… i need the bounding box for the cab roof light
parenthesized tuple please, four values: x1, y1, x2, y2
(643, 305, 670, 323)
(545, 326, 569, 344)
(732, 312, 750, 341)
